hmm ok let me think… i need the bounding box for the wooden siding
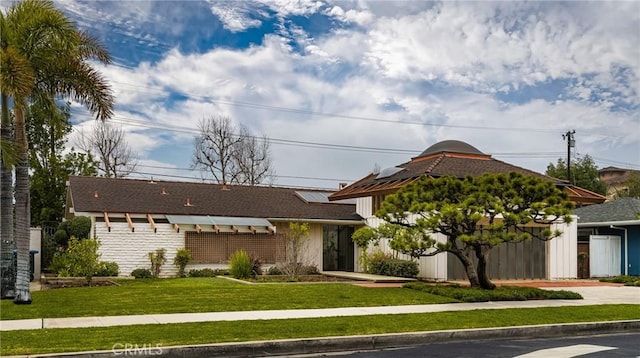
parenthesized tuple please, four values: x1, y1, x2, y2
(447, 229, 547, 280)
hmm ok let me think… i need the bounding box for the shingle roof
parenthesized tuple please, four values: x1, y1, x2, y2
(68, 176, 362, 222)
(329, 140, 606, 205)
(573, 197, 640, 223)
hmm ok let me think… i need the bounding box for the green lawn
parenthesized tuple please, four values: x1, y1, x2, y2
(1, 305, 638, 356)
(0, 278, 455, 320)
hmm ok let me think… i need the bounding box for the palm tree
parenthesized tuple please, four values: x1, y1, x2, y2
(1, 0, 113, 304)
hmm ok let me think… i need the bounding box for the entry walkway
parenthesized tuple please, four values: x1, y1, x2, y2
(1, 286, 637, 332)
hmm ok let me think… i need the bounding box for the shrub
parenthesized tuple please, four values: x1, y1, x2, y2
(212, 268, 230, 276)
(269, 263, 319, 276)
(173, 248, 192, 277)
(267, 266, 282, 275)
(131, 268, 152, 279)
(229, 250, 253, 279)
(283, 222, 310, 278)
(96, 261, 119, 277)
(53, 229, 69, 247)
(625, 280, 640, 287)
(188, 268, 216, 277)
(50, 237, 102, 284)
(148, 248, 167, 278)
(599, 275, 640, 285)
(50, 252, 70, 277)
(42, 231, 61, 272)
(55, 217, 92, 247)
(300, 264, 319, 275)
(403, 282, 583, 301)
(368, 255, 419, 278)
(249, 253, 263, 276)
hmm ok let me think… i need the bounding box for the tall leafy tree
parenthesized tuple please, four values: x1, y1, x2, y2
(27, 100, 98, 226)
(546, 154, 607, 195)
(355, 172, 573, 290)
(614, 174, 640, 199)
(0, 0, 113, 304)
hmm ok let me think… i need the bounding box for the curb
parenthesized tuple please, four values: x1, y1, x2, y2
(12, 320, 640, 358)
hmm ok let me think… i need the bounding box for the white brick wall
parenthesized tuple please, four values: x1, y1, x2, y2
(94, 220, 330, 277)
(95, 222, 183, 278)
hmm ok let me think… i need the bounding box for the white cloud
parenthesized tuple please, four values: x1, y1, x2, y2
(361, 1, 639, 102)
(258, 0, 325, 17)
(207, 2, 263, 32)
(326, 5, 373, 26)
(57, 1, 639, 188)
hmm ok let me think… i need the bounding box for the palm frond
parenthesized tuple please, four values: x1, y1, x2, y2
(51, 59, 114, 121)
(0, 46, 35, 98)
(78, 30, 112, 64)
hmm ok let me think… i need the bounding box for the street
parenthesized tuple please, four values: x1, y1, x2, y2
(283, 332, 640, 358)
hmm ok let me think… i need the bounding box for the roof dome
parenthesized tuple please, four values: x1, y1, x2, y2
(417, 140, 484, 158)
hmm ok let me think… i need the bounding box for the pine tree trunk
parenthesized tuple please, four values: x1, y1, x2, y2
(1, 93, 16, 299)
(13, 106, 32, 304)
(450, 247, 481, 288)
(474, 245, 496, 290)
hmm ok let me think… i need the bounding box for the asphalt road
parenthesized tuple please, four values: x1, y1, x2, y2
(294, 332, 640, 358)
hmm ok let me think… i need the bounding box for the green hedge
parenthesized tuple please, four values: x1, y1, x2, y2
(369, 257, 419, 278)
(404, 282, 583, 301)
(599, 275, 640, 286)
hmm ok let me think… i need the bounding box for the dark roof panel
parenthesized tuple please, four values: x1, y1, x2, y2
(573, 197, 640, 223)
(330, 140, 606, 206)
(69, 176, 362, 222)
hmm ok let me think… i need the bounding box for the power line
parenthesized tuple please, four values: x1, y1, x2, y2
(71, 115, 576, 158)
(105, 79, 567, 134)
(70, 113, 639, 169)
(135, 163, 356, 182)
(127, 170, 340, 190)
(591, 156, 640, 169)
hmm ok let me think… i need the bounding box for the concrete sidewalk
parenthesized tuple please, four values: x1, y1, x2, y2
(1, 286, 637, 332)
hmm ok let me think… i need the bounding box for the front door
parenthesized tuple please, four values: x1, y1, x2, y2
(322, 225, 355, 271)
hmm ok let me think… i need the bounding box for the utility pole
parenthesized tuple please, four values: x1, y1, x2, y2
(562, 130, 576, 184)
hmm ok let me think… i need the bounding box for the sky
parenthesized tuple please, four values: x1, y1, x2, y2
(45, 1, 640, 188)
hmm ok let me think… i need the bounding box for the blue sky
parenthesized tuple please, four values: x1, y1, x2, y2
(48, 1, 640, 187)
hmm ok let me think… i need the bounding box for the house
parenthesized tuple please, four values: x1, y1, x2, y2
(598, 166, 640, 200)
(573, 197, 640, 278)
(65, 176, 363, 277)
(330, 140, 607, 281)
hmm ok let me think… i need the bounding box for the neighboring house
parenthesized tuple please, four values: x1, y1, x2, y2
(573, 197, 640, 278)
(330, 140, 607, 281)
(65, 176, 363, 277)
(598, 166, 640, 200)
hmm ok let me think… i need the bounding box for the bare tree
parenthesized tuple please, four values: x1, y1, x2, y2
(235, 127, 275, 185)
(192, 115, 274, 185)
(77, 121, 138, 178)
(193, 115, 242, 185)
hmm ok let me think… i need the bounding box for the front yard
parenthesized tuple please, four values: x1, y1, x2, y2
(1, 278, 638, 356)
(1, 277, 455, 320)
